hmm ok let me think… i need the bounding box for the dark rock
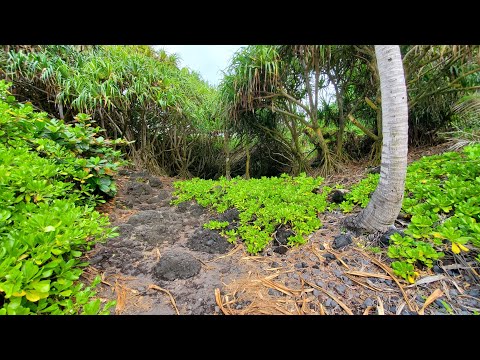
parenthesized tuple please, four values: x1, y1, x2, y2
(318, 244, 325, 250)
(186, 228, 234, 254)
(89, 254, 105, 265)
(388, 306, 396, 314)
(274, 225, 295, 245)
(447, 269, 460, 277)
(332, 234, 352, 250)
(131, 170, 149, 179)
(449, 289, 459, 297)
(271, 261, 279, 268)
(156, 191, 170, 201)
(125, 181, 154, 196)
(176, 202, 190, 213)
(153, 251, 201, 281)
(146, 196, 163, 204)
(189, 204, 205, 216)
(323, 253, 336, 260)
(368, 166, 381, 174)
(335, 285, 346, 295)
(380, 228, 404, 247)
(294, 263, 303, 269)
(363, 298, 374, 307)
(385, 279, 393, 286)
(325, 299, 337, 308)
(127, 210, 164, 226)
(328, 189, 349, 204)
(467, 288, 480, 298)
(217, 208, 240, 223)
(273, 245, 288, 254)
(148, 177, 163, 188)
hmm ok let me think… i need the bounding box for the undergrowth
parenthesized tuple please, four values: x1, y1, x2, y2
(338, 145, 480, 282)
(0, 80, 127, 314)
(172, 173, 329, 254)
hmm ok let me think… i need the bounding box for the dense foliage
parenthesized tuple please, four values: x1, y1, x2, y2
(172, 173, 329, 254)
(0, 81, 124, 314)
(338, 145, 480, 282)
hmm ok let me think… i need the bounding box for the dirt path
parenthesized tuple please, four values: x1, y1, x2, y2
(85, 159, 479, 315)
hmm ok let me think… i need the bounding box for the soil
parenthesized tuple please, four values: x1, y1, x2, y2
(84, 144, 480, 315)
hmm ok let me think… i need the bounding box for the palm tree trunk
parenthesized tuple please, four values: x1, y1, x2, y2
(353, 45, 409, 233)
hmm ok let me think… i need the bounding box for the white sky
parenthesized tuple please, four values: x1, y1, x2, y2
(153, 45, 244, 87)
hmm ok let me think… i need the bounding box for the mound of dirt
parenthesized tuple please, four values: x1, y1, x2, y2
(153, 250, 202, 281)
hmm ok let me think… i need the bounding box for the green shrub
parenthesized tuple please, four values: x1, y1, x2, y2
(173, 173, 329, 254)
(0, 81, 124, 314)
(336, 145, 480, 281)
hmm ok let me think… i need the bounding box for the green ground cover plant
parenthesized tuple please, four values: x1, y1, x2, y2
(0, 81, 126, 314)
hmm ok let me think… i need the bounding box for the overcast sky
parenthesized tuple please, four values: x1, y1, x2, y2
(153, 45, 244, 87)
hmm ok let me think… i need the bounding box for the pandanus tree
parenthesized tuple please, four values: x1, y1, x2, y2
(220, 45, 338, 176)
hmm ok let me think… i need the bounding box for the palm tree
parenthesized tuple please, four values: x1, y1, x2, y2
(351, 45, 409, 232)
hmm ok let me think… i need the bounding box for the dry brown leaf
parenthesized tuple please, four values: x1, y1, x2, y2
(377, 296, 385, 315)
(356, 248, 416, 312)
(207, 244, 243, 263)
(345, 270, 391, 280)
(148, 284, 179, 315)
(301, 277, 353, 315)
(418, 289, 443, 315)
(319, 303, 326, 315)
(114, 282, 127, 315)
(363, 306, 374, 315)
(345, 274, 381, 292)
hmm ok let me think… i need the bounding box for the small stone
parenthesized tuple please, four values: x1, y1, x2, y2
(447, 269, 460, 277)
(148, 177, 163, 188)
(333, 269, 342, 278)
(380, 228, 404, 247)
(332, 234, 352, 250)
(236, 305, 242, 310)
(368, 166, 381, 174)
(315, 280, 325, 288)
(416, 294, 424, 303)
(325, 299, 337, 308)
(449, 289, 459, 297)
(89, 255, 104, 265)
(460, 310, 471, 315)
(301, 262, 309, 268)
(268, 288, 282, 297)
(318, 244, 325, 250)
(206, 240, 214, 246)
(385, 280, 393, 286)
(388, 306, 396, 314)
(271, 261, 279, 268)
(292, 273, 300, 280)
(467, 288, 480, 298)
(294, 263, 303, 269)
(312, 269, 321, 275)
(313, 289, 321, 297)
(328, 189, 349, 204)
(432, 265, 443, 274)
(273, 246, 288, 254)
(335, 285, 346, 295)
(323, 253, 336, 260)
(363, 298, 374, 307)
(312, 264, 320, 269)
(215, 306, 220, 313)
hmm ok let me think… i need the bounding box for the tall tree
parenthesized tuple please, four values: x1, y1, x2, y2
(351, 45, 409, 232)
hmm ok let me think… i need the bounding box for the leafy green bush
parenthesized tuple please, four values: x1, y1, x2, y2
(0, 81, 124, 314)
(336, 145, 480, 282)
(173, 173, 330, 254)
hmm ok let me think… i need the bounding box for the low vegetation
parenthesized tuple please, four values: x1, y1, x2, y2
(0, 81, 126, 314)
